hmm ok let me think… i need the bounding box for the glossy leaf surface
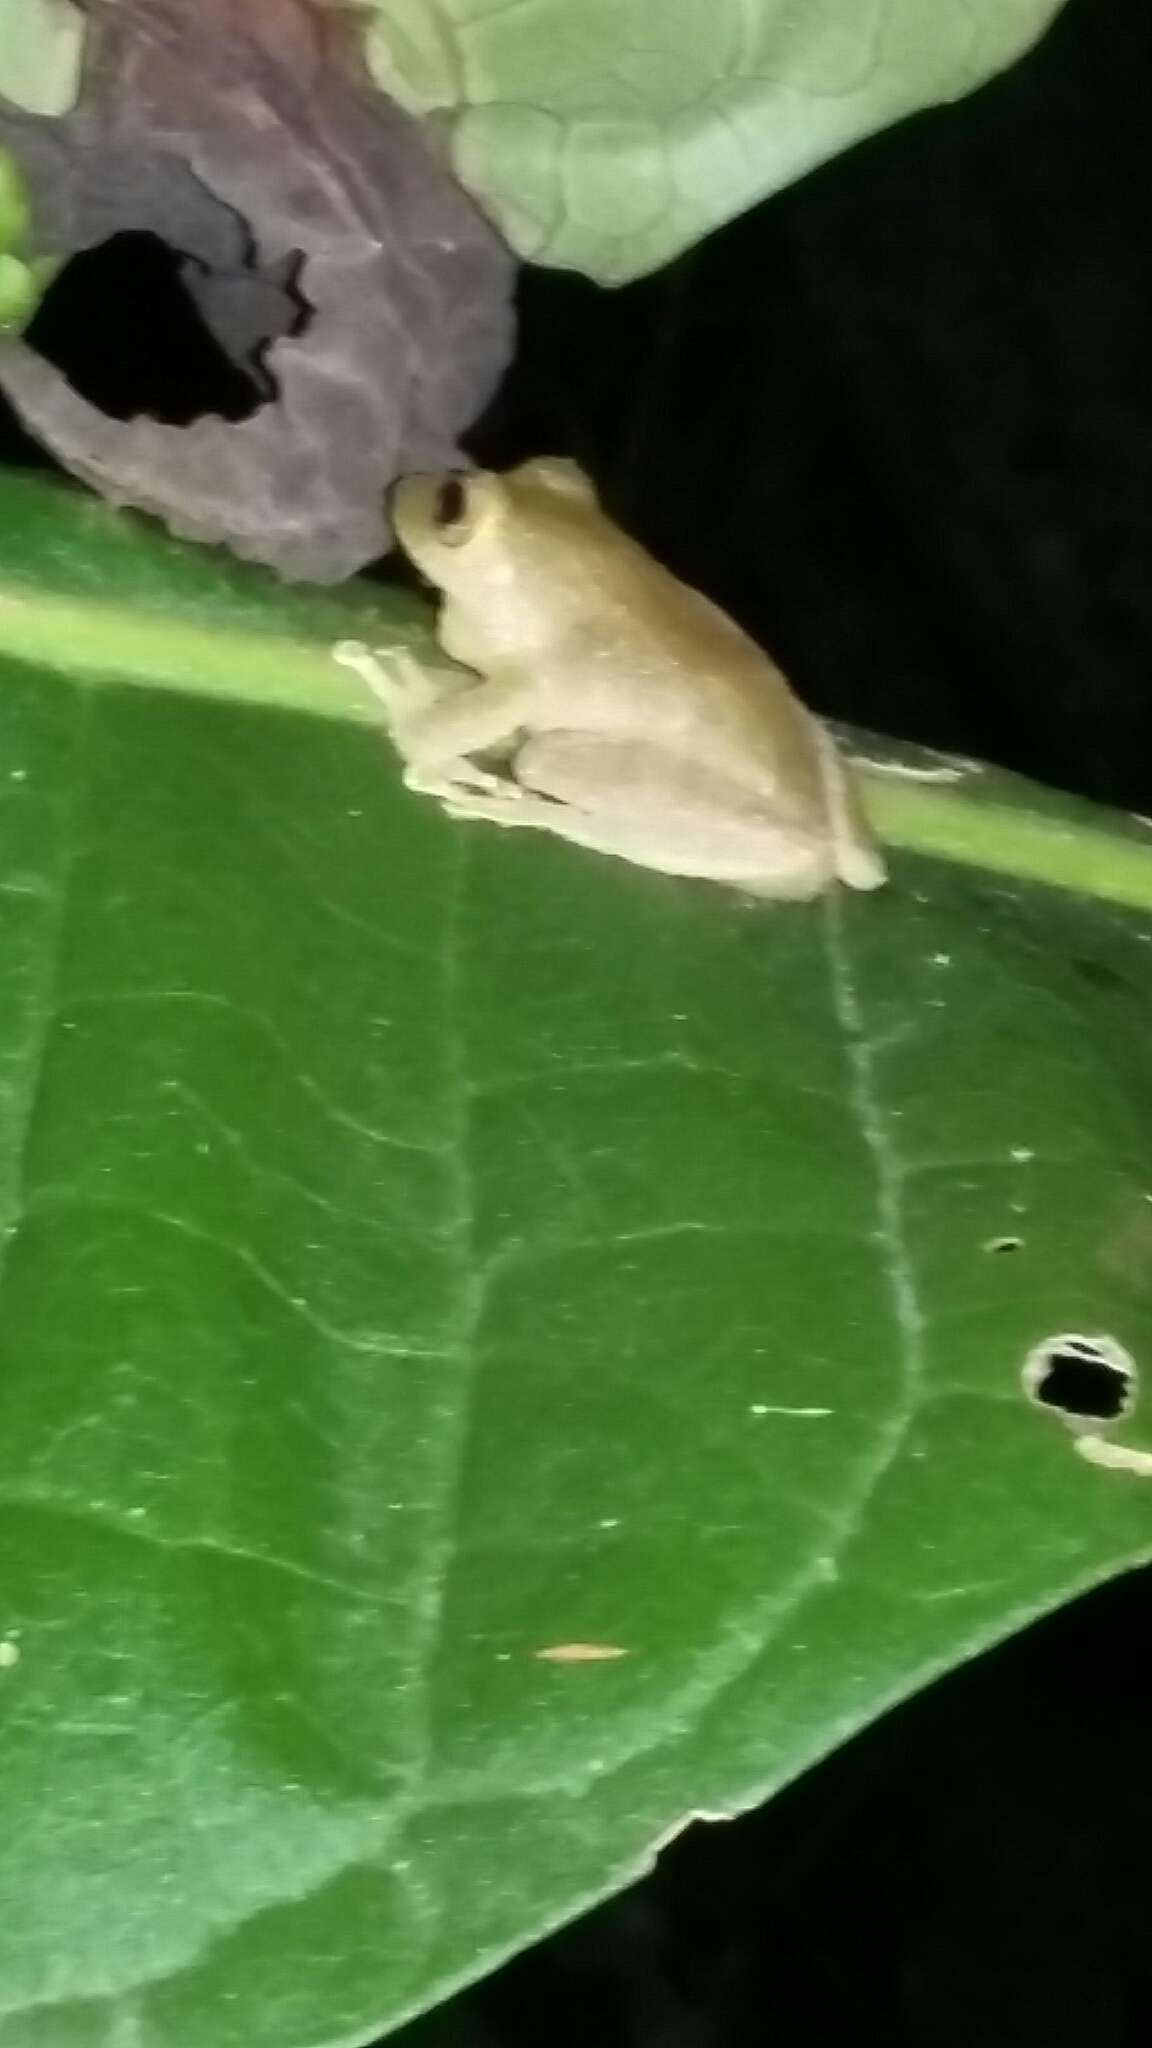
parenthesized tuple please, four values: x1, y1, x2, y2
(2, 472, 1152, 2046)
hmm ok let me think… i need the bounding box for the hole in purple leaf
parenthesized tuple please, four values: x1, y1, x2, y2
(24, 229, 307, 427)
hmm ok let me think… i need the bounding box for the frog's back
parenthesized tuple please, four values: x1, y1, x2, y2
(544, 529, 827, 806)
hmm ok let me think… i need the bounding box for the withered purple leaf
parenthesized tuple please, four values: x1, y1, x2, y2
(0, 0, 515, 580)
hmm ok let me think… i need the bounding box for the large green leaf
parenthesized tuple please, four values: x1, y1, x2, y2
(365, 0, 1069, 283)
(2, 473, 1152, 2047)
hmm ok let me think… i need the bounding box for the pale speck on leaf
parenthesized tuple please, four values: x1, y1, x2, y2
(533, 1643, 630, 1664)
(750, 1404, 834, 1418)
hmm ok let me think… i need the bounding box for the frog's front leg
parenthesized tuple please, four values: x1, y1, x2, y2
(388, 672, 537, 801)
(333, 640, 458, 719)
(332, 641, 526, 800)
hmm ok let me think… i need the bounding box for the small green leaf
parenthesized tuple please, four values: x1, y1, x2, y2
(0, 145, 30, 252)
(0, 0, 85, 117)
(0, 253, 38, 331)
(2, 471, 1152, 2046)
(365, 0, 1069, 282)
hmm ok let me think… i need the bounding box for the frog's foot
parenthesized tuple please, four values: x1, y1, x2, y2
(332, 639, 392, 687)
(406, 761, 520, 801)
(332, 640, 426, 707)
(441, 788, 560, 829)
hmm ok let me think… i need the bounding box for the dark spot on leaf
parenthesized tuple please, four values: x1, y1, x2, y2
(24, 229, 303, 426)
(1022, 1334, 1136, 1425)
(984, 1235, 1023, 1253)
(1071, 958, 1128, 993)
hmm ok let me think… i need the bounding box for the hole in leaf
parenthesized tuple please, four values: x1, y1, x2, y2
(984, 1235, 1023, 1254)
(1021, 1333, 1137, 1427)
(23, 229, 306, 426)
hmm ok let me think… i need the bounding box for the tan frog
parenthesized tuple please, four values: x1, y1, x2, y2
(334, 458, 885, 899)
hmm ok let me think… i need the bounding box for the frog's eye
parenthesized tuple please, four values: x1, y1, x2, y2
(432, 471, 475, 544)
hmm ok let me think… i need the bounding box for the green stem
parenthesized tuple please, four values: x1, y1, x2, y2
(864, 778, 1152, 914)
(5, 570, 1152, 914)
(0, 584, 375, 723)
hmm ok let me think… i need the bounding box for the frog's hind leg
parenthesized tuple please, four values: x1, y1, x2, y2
(449, 733, 833, 896)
